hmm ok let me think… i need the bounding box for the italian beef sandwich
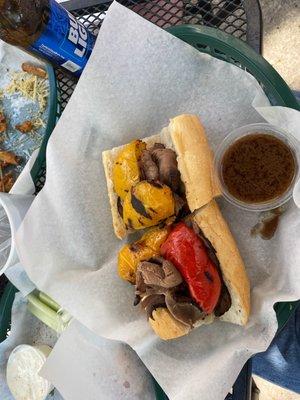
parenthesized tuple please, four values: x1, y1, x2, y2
(102, 114, 250, 339)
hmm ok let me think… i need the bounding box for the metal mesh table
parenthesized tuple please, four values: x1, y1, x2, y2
(57, 0, 262, 111)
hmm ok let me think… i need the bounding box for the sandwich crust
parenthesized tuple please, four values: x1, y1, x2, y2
(102, 149, 128, 239)
(149, 308, 191, 340)
(169, 114, 221, 212)
(102, 134, 160, 239)
(149, 308, 215, 340)
(193, 200, 250, 326)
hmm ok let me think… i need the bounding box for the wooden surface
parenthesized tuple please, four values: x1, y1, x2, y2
(254, 375, 300, 400)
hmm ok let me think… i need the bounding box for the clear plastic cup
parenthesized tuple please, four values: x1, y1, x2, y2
(6, 344, 53, 400)
(0, 193, 34, 275)
(214, 123, 299, 212)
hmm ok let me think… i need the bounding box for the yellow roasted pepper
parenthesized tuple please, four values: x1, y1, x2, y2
(118, 226, 170, 282)
(112, 140, 146, 200)
(123, 181, 175, 230)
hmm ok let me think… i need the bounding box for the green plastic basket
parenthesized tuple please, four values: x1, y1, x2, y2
(0, 24, 299, 400)
(0, 282, 18, 342)
(30, 64, 58, 182)
(168, 25, 300, 110)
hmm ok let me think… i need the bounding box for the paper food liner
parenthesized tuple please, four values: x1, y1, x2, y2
(15, 3, 300, 399)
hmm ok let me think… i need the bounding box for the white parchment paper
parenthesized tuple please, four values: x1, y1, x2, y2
(40, 319, 155, 400)
(15, 3, 300, 399)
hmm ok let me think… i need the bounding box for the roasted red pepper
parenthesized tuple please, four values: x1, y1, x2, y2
(160, 222, 221, 314)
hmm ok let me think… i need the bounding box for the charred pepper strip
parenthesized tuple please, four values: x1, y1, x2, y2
(160, 222, 221, 314)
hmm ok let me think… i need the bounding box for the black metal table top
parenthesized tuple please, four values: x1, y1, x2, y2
(65, 0, 262, 51)
(55, 0, 262, 111)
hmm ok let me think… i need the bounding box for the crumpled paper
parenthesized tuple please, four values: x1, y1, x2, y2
(40, 319, 155, 400)
(15, 3, 300, 400)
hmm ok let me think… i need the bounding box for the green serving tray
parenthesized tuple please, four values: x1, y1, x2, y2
(0, 61, 57, 342)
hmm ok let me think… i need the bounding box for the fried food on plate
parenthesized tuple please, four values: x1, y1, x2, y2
(0, 171, 14, 192)
(0, 151, 21, 166)
(0, 112, 7, 134)
(22, 62, 47, 79)
(15, 120, 34, 133)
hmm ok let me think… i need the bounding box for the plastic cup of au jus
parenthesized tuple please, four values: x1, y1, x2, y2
(214, 123, 299, 212)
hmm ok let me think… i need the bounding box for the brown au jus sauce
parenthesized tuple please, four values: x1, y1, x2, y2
(251, 207, 284, 240)
(221, 133, 296, 204)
